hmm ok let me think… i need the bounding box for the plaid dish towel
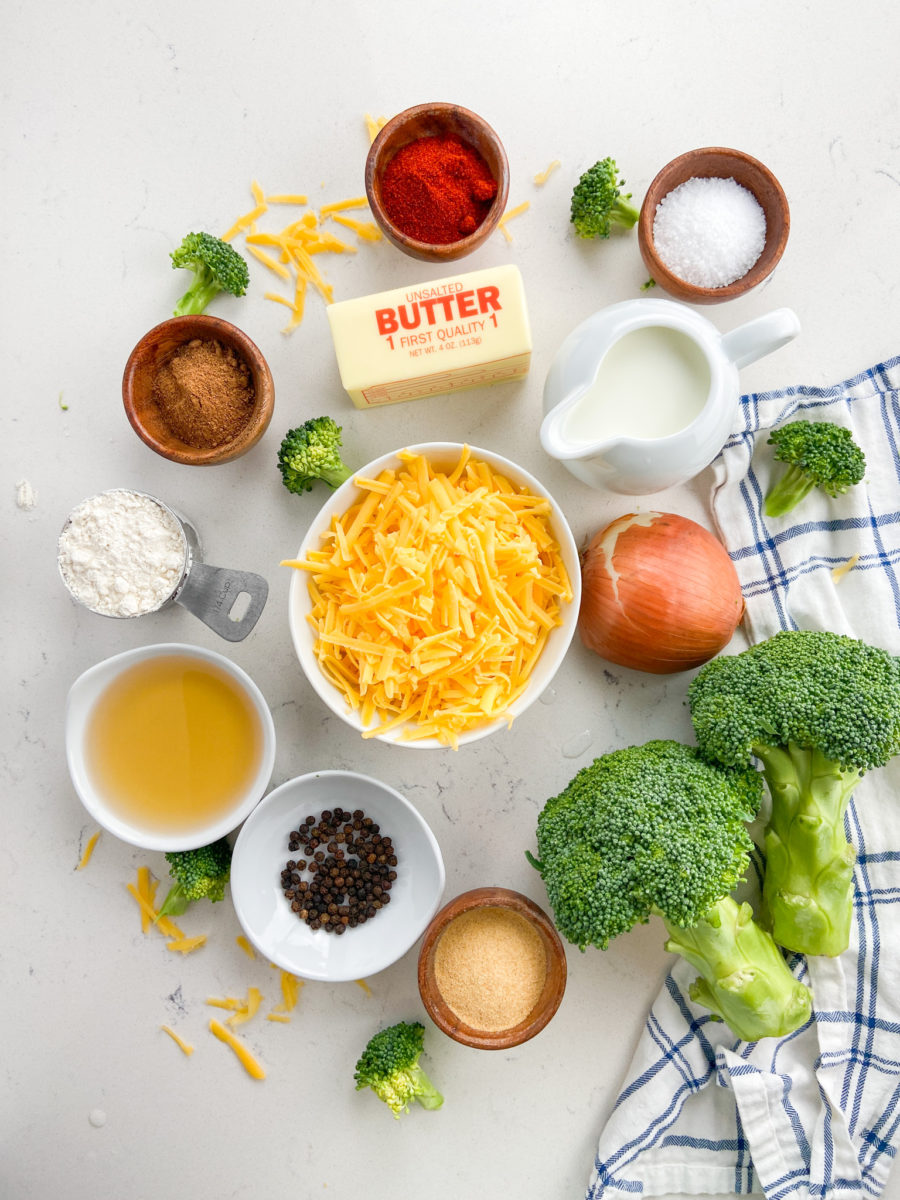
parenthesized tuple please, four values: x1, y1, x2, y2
(587, 356, 900, 1200)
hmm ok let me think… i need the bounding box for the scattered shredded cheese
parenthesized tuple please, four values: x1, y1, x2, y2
(271, 971, 303, 1017)
(127, 876, 184, 940)
(533, 160, 561, 186)
(225, 181, 381, 334)
(355, 978, 372, 996)
(209, 1019, 266, 1080)
(236, 935, 256, 959)
(283, 446, 572, 748)
(319, 196, 368, 216)
(76, 831, 100, 871)
(266, 1013, 291, 1023)
(266, 193, 309, 205)
(207, 996, 246, 1011)
(227, 986, 264, 1027)
(160, 1025, 194, 1056)
(331, 213, 382, 241)
(832, 554, 861, 582)
(166, 935, 207, 955)
(365, 113, 388, 142)
(498, 200, 531, 243)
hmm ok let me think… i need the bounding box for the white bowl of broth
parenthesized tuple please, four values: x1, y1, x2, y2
(65, 643, 275, 851)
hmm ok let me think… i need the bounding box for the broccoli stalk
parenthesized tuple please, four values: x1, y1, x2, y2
(277, 416, 352, 495)
(354, 1021, 443, 1118)
(570, 158, 639, 240)
(764, 419, 866, 518)
(689, 631, 900, 956)
(156, 838, 232, 919)
(529, 741, 811, 1041)
(664, 895, 811, 1038)
(170, 232, 249, 317)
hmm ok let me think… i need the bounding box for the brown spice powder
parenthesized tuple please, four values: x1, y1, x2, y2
(433, 906, 547, 1032)
(152, 338, 255, 449)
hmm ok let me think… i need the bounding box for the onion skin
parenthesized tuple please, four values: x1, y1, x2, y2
(578, 512, 745, 674)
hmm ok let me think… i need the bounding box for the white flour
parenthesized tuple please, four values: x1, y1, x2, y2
(58, 490, 186, 617)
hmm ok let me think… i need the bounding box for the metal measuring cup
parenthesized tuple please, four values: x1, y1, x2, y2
(58, 489, 268, 642)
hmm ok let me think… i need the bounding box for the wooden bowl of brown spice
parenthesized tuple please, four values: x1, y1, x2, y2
(418, 887, 567, 1050)
(122, 315, 275, 465)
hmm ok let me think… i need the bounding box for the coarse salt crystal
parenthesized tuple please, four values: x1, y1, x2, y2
(652, 176, 766, 289)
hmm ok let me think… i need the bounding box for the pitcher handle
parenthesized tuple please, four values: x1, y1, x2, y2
(721, 308, 800, 370)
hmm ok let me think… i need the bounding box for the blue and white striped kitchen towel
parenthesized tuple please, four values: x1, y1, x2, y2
(587, 356, 900, 1200)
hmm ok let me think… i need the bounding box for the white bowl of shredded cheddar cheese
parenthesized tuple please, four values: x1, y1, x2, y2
(285, 443, 580, 749)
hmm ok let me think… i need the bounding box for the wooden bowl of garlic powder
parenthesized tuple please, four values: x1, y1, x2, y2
(418, 887, 566, 1049)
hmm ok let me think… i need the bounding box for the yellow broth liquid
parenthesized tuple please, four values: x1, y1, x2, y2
(86, 655, 263, 836)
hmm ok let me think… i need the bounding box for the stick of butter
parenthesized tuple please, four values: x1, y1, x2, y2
(326, 264, 531, 408)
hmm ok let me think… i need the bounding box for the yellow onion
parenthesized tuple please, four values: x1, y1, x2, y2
(578, 512, 744, 674)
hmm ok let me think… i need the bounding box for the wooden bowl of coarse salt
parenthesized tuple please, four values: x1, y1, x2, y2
(638, 147, 790, 304)
(418, 887, 567, 1050)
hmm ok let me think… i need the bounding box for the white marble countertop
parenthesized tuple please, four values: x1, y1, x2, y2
(4, 2, 900, 1197)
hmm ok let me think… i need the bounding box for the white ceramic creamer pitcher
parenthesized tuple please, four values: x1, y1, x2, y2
(540, 298, 800, 495)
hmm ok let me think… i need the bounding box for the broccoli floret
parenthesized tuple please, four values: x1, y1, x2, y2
(157, 838, 232, 919)
(689, 630, 900, 956)
(354, 1021, 443, 1118)
(764, 420, 866, 518)
(570, 158, 640, 240)
(170, 232, 249, 317)
(528, 741, 811, 1041)
(277, 416, 352, 495)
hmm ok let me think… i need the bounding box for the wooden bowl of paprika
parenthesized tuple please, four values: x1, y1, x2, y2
(365, 102, 509, 263)
(122, 314, 275, 466)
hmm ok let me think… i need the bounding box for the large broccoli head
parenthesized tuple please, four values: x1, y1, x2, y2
(530, 741, 811, 1040)
(689, 630, 900, 956)
(764, 419, 866, 518)
(277, 416, 352, 495)
(570, 158, 640, 240)
(170, 232, 249, 317)
(354, 1020, 443, 1118)
(532, 740, 761, 950)
(688, 630, 900, 773)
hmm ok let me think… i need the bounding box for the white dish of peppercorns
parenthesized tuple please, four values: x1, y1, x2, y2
(230, 770, 445, 982)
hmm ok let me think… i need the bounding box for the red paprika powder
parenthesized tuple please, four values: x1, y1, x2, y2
(381, 135, 499, 245)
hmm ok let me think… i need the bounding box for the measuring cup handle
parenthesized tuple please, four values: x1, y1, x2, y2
(721, 308, 801, 370)
(175, 563, 268, 642)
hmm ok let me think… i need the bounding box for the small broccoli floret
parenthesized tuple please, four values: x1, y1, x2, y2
(570, 158, 640, 240)
(764, 420, 866, 518)
(170, 232, 249, 317)
(157, 838, 232, 919)
(529, 741, 811, 1041)
(277, 416, 352, 495)
(689, 630, 900, 956)
(354, 1021, 443, 1118)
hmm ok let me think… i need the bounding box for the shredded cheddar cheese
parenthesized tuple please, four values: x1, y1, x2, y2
(161, 1025, 194, 1056)
(498, 200, 531, 243)
(226, 986, 263, 1027)
(207, 996, 246, 1011)
(365, 113, 388, 142)
(283, 447, 572, 748)
(236, 935, 256, 959)
(832, 553, 861, 582)
(355, 978, 372, 996)
(225, 179, 381, 333)
(127, 875, 185, 940)
(331, 213, 382, 241)
(209, 1019, 266, 1080)
(266, 1013, 291, 1023)
(76, 830, 100, 871)
(533, 160, 561, 186)
(319, 196, 368, 216)
(166, 935, 207, 955)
